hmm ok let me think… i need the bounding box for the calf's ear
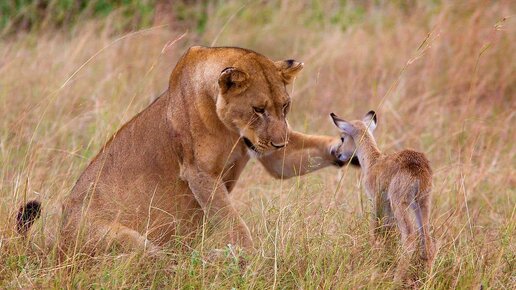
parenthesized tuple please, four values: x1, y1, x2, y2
(330, 113, 355, 136)
(363, 110, 377, 133)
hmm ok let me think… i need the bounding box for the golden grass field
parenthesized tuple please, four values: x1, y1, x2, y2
(0, 1, 514, 288)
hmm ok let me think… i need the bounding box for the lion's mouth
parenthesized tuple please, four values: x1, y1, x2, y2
(243, 137, 258, 152)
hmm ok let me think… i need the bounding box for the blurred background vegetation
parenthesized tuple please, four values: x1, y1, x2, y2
(0, 0, 514, 288)
(1, 0, 156, 33)
(1, 0, 445, 36)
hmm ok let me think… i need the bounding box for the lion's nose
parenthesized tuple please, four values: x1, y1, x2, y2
(271, 141, 287, 149)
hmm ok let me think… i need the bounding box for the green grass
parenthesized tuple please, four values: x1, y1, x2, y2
(0, 0, 156, 34)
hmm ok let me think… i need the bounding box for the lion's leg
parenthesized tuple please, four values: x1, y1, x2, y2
(181, 166, 253, 250)
(96, 222, 160, 254)
(258, 131, 343, 179)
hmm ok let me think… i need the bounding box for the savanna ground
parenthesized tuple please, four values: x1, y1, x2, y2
(0, 0, 514, 288)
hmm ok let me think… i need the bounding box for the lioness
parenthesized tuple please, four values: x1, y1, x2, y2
(17, 46, 352, 254)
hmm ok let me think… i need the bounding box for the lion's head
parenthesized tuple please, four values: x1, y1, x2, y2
(215, 53, 303, 156)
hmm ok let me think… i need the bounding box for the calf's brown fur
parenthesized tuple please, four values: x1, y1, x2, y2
(331, 111, 435, 283)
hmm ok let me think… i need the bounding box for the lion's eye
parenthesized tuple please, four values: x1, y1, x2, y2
(253, 107, 265, 114)
(341, 136, 345, 142)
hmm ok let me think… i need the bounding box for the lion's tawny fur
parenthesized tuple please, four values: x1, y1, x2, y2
(20, 46, 345, 254)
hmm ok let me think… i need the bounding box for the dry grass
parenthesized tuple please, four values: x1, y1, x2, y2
(1, 1, 515, 288)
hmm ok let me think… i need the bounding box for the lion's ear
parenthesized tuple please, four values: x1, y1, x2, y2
(218, 67, 249, 95)
(275, 59, 304, 84)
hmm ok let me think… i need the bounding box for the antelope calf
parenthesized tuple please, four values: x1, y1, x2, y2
(330, 111, 435, 282)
